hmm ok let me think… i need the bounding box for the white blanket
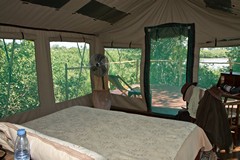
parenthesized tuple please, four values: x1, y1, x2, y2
(0, 122, 106, 160)
(23, 106, 212, 160)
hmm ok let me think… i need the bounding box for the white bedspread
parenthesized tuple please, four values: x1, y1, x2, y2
(23, 106, 212, 160)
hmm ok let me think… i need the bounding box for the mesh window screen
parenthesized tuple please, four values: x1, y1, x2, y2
(21, 0, 70, 9)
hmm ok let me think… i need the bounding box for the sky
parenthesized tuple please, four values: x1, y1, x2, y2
(50, 42, 89, 48)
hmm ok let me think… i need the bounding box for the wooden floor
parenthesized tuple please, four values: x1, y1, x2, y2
(217, 138, 240, 160)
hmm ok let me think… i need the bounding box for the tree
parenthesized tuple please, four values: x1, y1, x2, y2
(50, 43, 91, 102)
(227, 46, 240, 73)
(0, 39, 39, 118)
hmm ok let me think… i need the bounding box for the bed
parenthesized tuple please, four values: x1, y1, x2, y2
(1, 106, 212, 160)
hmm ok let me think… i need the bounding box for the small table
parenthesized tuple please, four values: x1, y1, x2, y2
(217, 72, 240, 87)
(217, 72, 240, 102)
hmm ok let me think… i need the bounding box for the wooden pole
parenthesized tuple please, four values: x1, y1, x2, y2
(65, 63, 68, 100)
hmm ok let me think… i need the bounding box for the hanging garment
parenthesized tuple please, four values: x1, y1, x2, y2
(195, 86, 232, 151)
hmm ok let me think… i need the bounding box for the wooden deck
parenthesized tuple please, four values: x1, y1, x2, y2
(150, 84, 185, 108)
(110, 84, 186, 109)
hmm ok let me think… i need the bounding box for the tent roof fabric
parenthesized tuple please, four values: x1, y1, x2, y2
(0, 0, 240, 47)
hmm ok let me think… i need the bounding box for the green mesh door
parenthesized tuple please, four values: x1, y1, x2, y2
(144, 23, 195, 115)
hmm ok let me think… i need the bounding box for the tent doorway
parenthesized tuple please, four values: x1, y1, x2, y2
(144, 23, 195, 117)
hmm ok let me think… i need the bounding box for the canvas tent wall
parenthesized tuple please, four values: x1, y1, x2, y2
(0, 0, 240, 123)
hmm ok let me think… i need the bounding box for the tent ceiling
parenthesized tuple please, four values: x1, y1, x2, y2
(0, 0, 240, 46)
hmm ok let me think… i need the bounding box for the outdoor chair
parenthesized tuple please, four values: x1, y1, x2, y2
(108, 75, 141, 97)
(224, 100, 240, 147)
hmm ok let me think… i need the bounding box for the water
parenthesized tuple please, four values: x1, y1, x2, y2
(200, 58, 228, 63)
(14, 149, 30, 160)
(200, 58, 229, 69)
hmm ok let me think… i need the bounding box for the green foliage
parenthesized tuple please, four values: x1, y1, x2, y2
(105, 48, 141, 87)
(149, 36, 187, 87)
(201, 48, 228, 58)
(0, 39, 39, 118)
(50, 42, 91, 103)
(227, 46, 240, 73)
(198, 65, 224, 88)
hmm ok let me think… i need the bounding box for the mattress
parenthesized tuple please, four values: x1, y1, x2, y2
(23, 106, 212, 160)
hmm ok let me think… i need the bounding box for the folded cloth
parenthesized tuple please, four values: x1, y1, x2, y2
(188, 87, 205, 118)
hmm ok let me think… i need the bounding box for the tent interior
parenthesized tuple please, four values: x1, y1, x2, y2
(0, 0, 240, 124)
